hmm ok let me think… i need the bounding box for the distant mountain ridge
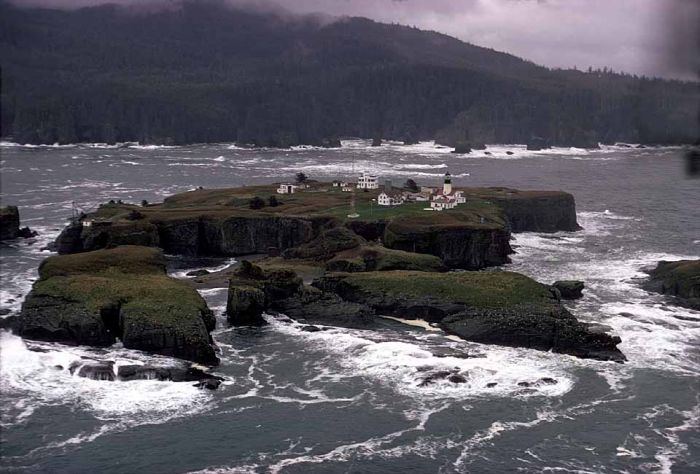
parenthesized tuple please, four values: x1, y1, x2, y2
(0, 0, 697, 146)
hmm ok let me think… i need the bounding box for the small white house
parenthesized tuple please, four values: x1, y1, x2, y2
(341, 183, 355, 192)
(430, 195, 457, 211)
(277, 183, 298, 194)
(357, 172, 379, 189)
(378, 191, 404, 206)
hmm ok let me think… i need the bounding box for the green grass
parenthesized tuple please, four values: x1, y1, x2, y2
(35, 246, 209, 323)
(39, 245, 166, 279)
(89, 182, 515, 226)
(337, 270, 554, 308)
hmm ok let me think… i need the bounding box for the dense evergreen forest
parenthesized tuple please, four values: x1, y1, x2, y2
(1, 0, 697, 147)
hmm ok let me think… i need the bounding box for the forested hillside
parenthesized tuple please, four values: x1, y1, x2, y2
(1, 0, 697, 146)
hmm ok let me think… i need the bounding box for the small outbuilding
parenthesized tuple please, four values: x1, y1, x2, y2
(277, 183, 298, 194)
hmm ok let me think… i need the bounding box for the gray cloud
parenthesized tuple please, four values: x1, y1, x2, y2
(9, 0, 699, 80)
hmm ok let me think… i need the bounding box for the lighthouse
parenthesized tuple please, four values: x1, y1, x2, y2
(443, 171, 452, 195)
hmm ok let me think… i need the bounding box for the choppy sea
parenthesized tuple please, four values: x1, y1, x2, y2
(1, 140, 698, 473)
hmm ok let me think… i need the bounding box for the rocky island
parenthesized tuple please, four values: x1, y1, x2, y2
(7, 179, 624, 366)
(53, 181, 579, 269)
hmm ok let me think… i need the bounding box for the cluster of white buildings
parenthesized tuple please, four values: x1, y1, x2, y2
(376, 171, 465, 211)
(278, 170, 465, 212)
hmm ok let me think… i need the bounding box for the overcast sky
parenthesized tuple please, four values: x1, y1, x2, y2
(10, 0, 699, 80)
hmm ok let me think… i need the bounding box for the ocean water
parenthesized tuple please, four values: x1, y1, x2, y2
(0, 140, 698, 473)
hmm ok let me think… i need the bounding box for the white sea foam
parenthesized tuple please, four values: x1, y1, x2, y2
(265, 316, 574, 401)
(169, 258, 237, 279)
(509, 208, 700, 378)
(0, 332, 211, 429)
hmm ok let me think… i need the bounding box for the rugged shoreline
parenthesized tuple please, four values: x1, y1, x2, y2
(53, 183, 580, 271)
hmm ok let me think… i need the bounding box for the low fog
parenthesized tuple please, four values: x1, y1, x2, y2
(8, 0, 699, 81)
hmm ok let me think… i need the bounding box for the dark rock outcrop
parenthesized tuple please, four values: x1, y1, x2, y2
(226, 261, 304, 325)
(440, 305, 622, 362)
(418, 369, 468, 387)
(227, 285, 267, 325)
(194, 378, 222, 390)
(17, 246, 218, 365)
(526, 137, 550, 151)
(452, 142, 472, 154)
(644, 260, 700, 310)
(117, 364, 223, 383)
(552, 280, 585, 300)
(54, 222, 85, 254)
(273, 286, 375, 328)
(0, 206, 33, 240)
(71, 361, 116, 381)
(0, 206, 20, 240)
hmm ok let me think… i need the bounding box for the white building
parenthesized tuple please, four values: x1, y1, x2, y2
(277, 183, 298, 194)
(357, 172, 379, 189)
(341, 182, 355, 192)
(378, 191, 404, 206)
(430, 195, 456, 211)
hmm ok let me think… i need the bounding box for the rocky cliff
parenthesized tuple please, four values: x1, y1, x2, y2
(383, 215, 513, 269)
(465, 188, 581, 233)
(52, 184, 580, 271)
(56, 213, 321, 257)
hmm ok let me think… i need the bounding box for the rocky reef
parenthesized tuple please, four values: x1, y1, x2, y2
(312, 271, 624, 362)
(552, 280, 585, 300)
(645, 260, 700, 310)
(221, 258, 624, 362)
(14, 246, 218, 364)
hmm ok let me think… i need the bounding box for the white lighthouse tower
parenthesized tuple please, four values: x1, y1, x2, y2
(443, 171, 452, 195)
